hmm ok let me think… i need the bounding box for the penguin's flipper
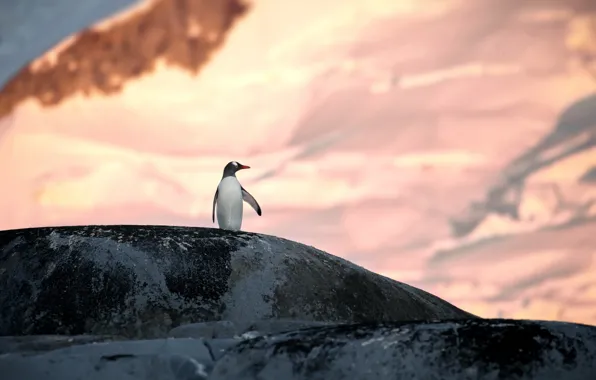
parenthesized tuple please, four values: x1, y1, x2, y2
(241, 186, 262, 216)
(212, 188, 219, 223)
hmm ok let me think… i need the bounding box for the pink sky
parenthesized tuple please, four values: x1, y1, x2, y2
(1, 0, 596, 324)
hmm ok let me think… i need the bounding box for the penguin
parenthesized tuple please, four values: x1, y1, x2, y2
(212, 161, 262, 231)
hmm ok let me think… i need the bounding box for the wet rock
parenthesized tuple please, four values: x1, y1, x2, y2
(0, 338, 222, 380)
(2, 319, 594, 379)
(168, 319, 332, 339)
(0, 335, 121, 355)
(0, 225, 476, 339)
(168, 320, 238, 340)
(210, 319, 596, 380)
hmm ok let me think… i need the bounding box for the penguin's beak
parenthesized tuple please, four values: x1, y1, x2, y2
(238, 164, 250, 170)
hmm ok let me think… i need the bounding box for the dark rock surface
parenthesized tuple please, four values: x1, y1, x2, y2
(168, 319, 333, 340)
(0, 225, 593, 378)
(1, 319, 595, 380)
(0, 225, 476, 338)
(210, 319, 596, 380)
(0, 334, 122, 355)
(0, 337, 222, 380)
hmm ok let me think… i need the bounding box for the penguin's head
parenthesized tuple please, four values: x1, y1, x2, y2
(223, 161, 250, 177)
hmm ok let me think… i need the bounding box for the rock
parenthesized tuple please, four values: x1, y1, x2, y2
(168, 319, 333, 340)
(0, 0, 249, 117)
(0, 335, 121, 355)
(0, 0, 140, 91)
(210, 319, 596, 380)
(0, 225, 476, 338)
(3, 319, 594, 380)
(169, 320, 238, 340)
(0, 337, 224, 380)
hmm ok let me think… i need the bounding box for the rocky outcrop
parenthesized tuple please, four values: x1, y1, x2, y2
(0, 225, 476, 339)
(210, 319, 596, 380)
(167, 319, 333, 340)
(1, 319, 595, 380)
(0, 0, 249, 117)
(0, 335, 125, 355)
(0, 336, 221, 380)
(1, 225, 595, 379)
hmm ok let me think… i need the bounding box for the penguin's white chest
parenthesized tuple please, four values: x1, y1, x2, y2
(216, 177, 244, 231)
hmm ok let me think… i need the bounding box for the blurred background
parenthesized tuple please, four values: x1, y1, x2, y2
(1, 0, 596, 324)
